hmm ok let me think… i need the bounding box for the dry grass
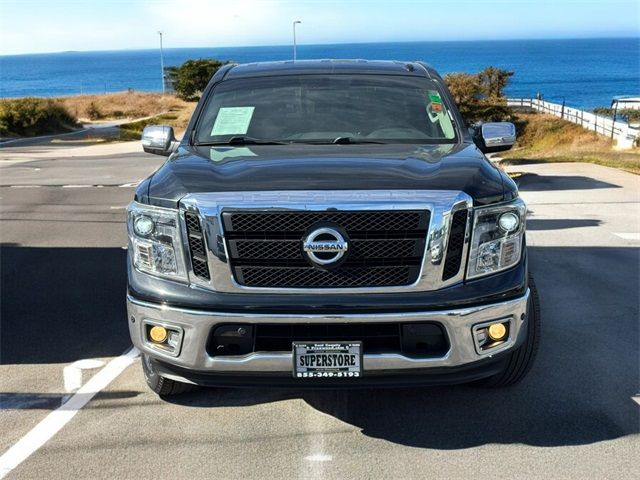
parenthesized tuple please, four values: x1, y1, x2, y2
(502, 113, 640, 175)
(119, 107, 195, 140)
(58, 91, 193, 122)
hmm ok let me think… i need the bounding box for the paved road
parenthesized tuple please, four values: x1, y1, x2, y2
(0, 144, 638, 479)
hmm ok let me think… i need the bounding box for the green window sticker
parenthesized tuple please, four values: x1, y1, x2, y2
(211, 106, 255, 136)
(429, 93, 442, 104)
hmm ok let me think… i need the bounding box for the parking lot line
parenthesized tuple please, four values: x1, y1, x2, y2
(0, 348, 139, 479)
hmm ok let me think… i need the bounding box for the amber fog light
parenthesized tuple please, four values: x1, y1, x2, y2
(487, 322, 507, 341)
(473, 320, 511, 353)
(149, 326, 168, 343)
(144, 322, 184, 356)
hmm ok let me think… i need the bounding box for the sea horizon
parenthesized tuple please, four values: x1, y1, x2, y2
(1, 37, 638, 109)
(2, 35, 637, 58)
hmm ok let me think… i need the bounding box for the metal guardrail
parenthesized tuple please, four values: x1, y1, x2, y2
(507, 98, 639, 149)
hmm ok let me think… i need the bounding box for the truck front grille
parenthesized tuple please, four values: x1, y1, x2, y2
(222, 210, 430, 289)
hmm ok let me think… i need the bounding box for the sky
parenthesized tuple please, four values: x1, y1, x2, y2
(0, 0, 638, 56)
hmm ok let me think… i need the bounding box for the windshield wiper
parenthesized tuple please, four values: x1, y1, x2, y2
(332, 136, 387, 144)
(196, 136, 290, 146)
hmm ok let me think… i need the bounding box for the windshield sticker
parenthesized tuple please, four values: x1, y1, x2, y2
(429, 93, 443, 112)
(211, 106, 255, 136)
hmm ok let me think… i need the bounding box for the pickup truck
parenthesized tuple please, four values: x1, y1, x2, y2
(127, 59, 540, 396)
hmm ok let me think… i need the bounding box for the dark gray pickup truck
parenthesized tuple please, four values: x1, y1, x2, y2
(127, 59, 540, 396)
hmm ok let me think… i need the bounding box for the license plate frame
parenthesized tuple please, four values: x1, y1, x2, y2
(292, 341, 363, 379)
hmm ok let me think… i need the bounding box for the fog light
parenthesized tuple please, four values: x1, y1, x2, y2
(487, 323, 507, 341)
(149, 325, 168, 343)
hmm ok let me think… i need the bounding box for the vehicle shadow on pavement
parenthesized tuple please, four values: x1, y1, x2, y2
(0, 390, 140, 410)
(516, 173, 621, 191)
(0, 245, 131, 364)
(167, 245, 639, 449)
(527, 219, 602, 230)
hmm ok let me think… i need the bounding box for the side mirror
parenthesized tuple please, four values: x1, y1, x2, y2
(473, 122, 516, 154)
(141, 125, 178, 156)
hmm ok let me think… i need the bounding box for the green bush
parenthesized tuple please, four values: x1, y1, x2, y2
(0, 97, 78, 137)
(444, 67, 514, 124)
(592, 107, 640, 123)
(166, 59, 230, 101)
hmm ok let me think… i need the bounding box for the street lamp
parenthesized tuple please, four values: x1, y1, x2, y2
(158, 31, 165, 95)
(293, 20, 301, 61)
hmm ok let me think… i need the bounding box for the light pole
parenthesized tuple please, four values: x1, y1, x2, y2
(293, 20, 301, 61)
(158, 31, 165, 95)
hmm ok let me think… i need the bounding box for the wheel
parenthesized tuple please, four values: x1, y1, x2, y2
(476, 274, 541, 387)
(141, 353, 196, 396)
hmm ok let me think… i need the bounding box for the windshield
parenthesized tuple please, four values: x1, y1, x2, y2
(194, 74, 458, 144)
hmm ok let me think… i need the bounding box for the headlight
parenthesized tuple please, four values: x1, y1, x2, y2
(467, 198, 526, 279)
(127, 202, 188, 282)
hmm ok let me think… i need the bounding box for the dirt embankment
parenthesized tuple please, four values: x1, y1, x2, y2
(502, 113, 640, 174)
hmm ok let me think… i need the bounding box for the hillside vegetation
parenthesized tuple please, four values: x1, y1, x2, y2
(0, 97, 78, 137)
(0, 91, 196, 140)
(59, 91, 192, 122)
(502, 113, 640, 174)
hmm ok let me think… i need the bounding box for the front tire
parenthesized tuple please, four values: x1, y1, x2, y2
(141, 353, 196, 396)
(477, 274, 541, 387)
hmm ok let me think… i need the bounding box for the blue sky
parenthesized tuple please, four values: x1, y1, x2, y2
(0, 0, 638, 55)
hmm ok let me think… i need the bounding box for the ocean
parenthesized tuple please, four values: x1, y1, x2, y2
(0, 38, 638, 109)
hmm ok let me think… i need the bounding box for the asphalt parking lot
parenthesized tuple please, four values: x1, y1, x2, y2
(0, 141, 638, 479)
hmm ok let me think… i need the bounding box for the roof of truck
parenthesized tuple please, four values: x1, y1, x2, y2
(223, 59, 438, 79)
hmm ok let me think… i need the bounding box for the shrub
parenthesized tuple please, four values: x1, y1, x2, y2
(87, 101, 103, 120)
(165, 59, 230, 101)
(0, 97, 78, 137)
(592, 107, 640, 123)
(444, 67, 514, 124)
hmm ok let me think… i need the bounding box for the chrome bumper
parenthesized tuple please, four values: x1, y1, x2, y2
(127, 290, 529, 375)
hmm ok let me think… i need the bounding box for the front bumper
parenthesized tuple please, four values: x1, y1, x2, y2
(127, 290, 530, 385)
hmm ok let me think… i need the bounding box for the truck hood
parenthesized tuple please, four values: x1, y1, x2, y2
(143, 142, 514, 208)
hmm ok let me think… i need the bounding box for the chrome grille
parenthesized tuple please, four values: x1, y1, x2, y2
(223, 210, 430, 288)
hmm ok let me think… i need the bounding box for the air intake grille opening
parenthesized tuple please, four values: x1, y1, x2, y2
(442, 209, 468, 281)
(184, 212, 210, 281)
(207, 322, 449, 358)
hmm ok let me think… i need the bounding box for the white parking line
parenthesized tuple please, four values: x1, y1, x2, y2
(0, 348, 139, 479)
(63, 359, 106, 393)
(305, 453, 332, 462)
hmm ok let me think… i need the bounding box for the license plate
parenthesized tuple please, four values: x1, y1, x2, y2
(293, 341, 362, 378)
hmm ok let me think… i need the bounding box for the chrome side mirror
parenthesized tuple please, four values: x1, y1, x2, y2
(141, 125, 178, 156)
(474, 122, 516, 153)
